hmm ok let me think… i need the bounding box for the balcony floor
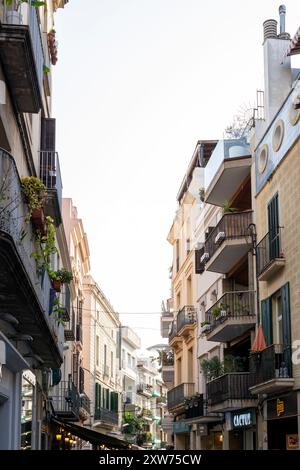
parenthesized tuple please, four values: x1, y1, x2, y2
(258, 258, 286, 281)
(205, 156, 251, 206)
(205, 239, 251, 274)
(208, 398, 257, 413)
(206, 316, 256, 342)
(0, 24, 42, 113)
(0, 234, 62, 367)
(249, 378, 295, 396)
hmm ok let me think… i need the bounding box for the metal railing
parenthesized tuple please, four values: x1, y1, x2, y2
(162, 352, 174, 367)
(195, 245, 205, 274)
(204, 211, 253, 260)
(80, 392, 91, 414)
(257, 228, 284, 276)
(207, 372, 252, 405)
(167, 383, 195, 409)
(0, 148, 55, 324)
(185, 394, 204, 419)
(205, 291, 255, 328)
(162, 369, 174, 384)
(249, 344, 292, 386)
(177, 305, 196, 332)
(28, 4, 43, 92)
(169, 320, 178, 340)
(51, 380, 80, 418)
(137, 384, 152, 395)
(94, 408, 118, 424)
(40, 151, 62, 211)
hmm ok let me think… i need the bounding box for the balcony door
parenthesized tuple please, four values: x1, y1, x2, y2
(268, 194, 280, 260)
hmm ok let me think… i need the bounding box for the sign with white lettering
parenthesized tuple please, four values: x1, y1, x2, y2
(232, 409, 255, 429)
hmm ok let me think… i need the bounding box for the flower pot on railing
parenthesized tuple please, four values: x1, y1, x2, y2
(51, 279, 61, 293)
(31, 208, 47, 236)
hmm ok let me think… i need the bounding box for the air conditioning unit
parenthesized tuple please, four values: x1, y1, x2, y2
(200, 252, 210, 263)
(215, 231, 226, 245)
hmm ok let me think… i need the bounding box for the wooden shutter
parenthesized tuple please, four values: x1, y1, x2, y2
(79, 367, 84, 393)
(268, 194, 279, 259)
(41, 118, 56, 151)
(95, 383, 101, 412)
(281, 283, 291, 346)
(261, 297, 273, 345)
(110, 392, 118, 412)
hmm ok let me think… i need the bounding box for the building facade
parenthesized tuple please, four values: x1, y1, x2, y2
(0, 0, 69, 450)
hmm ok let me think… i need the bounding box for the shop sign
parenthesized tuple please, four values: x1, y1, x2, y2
(173, 420, 191, 434)
(232, 409, 255, 429)
(198, 424, 208, 436)
(267, 393, 297, 420)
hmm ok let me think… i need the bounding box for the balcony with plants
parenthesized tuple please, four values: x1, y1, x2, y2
(167, 382, 195, 412)
(0, 0, 47, 113)
(203, 290, 256, 342)
(203, 208, 253, 274)
(0, 148, 65, 366)
(249, 344, 294, 395)
(177, 305, 197, 337)
(201, 355, 256, 412)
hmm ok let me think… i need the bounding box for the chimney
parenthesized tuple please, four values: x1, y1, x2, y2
(263, 6, 291, 124)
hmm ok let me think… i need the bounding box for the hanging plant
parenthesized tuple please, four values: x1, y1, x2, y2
(31, 216, 57, 275)
(52, 297, 66, 326)
(20, 176, 45, 220)
(5, 0, 45, 10)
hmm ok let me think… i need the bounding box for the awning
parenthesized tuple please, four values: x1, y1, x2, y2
(251, 324, 267, 352)
(52, 418, 130, 449)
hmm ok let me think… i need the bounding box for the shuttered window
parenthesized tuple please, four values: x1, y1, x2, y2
(261, 297, 273, 345)
(268, 193, 280, 260)
(41, 118, 56, 151)
(95, 383, 101, 413)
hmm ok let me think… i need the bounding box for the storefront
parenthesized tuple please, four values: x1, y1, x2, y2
(199, 423, 223, 450)
(267, 392, 299, 450)
(173, 420, 191, 450)
(224, 408, 256, 450)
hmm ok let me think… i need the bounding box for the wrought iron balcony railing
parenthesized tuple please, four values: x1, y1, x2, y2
(205, 291, 255, 328)
(249, 344, 292, 386)
(204, 211, 253, 260)
(51, 380, 80, 420)
(167, 383, 195, 409)
(256, 228, 284, 277)
(94, 408, 118, 424)
(207, 372, 252, 406)
(177, 305, 196, 332)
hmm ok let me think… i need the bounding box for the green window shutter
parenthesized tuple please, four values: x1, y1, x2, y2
(261, 297, 273, 345)
(95, 383, 101, 411)
(106, 389, 109, 409)
(110, 392, 118, 412)
(281, 283, 291, 346)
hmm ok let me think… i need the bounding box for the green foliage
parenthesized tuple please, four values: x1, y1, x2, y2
(5, 0, 45, 9)
(200, 354, 245, 381)
(221, 200, 237, 214)
(199, 187, 205, 202)
(52, 296, 65, 326)
(43, 65, 50, 73)
(20, 176, 45, 219)
(31, 216, 57, 274)
(123, 412, 145, 435)
(49, 268, 73, 284)
(200, 321, 210, 328)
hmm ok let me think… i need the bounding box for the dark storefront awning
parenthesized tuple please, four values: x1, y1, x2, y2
(52, 419, 130, 449)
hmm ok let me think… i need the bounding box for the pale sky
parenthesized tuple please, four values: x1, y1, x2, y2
(53, 0, 300, 348)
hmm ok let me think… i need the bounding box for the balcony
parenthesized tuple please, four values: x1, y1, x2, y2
(137, 384, 152, 398)
(204, 291, 256, 342)
(162, 351, 174, 367)
(195, 245, 205, 274)
(122, 326, 141, 349)
(168, 320, 182, 348)
(257, 229, 285, 281)
(161, 310, 174, 338)
(156, 395, 167, 406)
(80, 392, 91, 415)
(162, 369, 174, 387)
(207, 373, 255, 412)
(204, 139, 251, 206)
(64, 307, 75, 341)
(177, 305, 197, 337)
(0, 4, 43, 113)
(249, 344, 294, 395)
(76, 324, 83, 343)
(40, 151, 62, 226)
(94, 408, 118, 425)
(204, 211, 253, 273)
(0, 148, 63, 367)
(50, 380, 80, 421)
(167, 383, 195, 411)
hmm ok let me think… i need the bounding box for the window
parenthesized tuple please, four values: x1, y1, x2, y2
(104, 344, 107, 366)
(261, 283, 291, 346)
(96, 336, 100, 366)
(268, 193, 280, 259)
(176, 240, 180, 272)
(111, 351, 114, 376)
(272, 292, 283, 344)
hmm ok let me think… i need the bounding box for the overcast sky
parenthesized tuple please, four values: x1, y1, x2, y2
(53, 0, 300, 348)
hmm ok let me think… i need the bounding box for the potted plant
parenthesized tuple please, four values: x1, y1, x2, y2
(49, 268, 73, 292)
(200, 321, 211, 333)
(212, 306, 222, 320)
(221, 200, 237, 214)
(5, 0, 45, 25)
(48, 28, 58, 65)
(21, 176, 47, 232)
(199, 187, 205, 202)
